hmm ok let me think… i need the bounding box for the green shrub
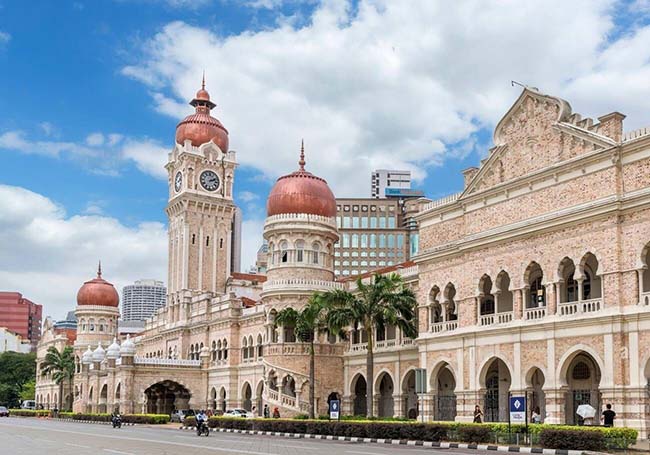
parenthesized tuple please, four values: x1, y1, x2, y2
(540, 428, 605, 451)
(8, 409, 50, 417)
(184, 416, 196, 427)
(457, 424, 492, 443)
(293, 414, 309, 420)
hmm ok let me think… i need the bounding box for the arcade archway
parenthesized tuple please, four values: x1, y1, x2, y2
(144, 380, 191, 415)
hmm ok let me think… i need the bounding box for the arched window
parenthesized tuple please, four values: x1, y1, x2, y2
(295, 240, 305, 262)
(248, 335, 254, 359)
(580, 253, 601, 300)
(312, 242, 321, 264)
(444, 283, 457, 321)
(280, 241, 289, 263)
(211, 341, 217, 361)
(257, 334, 263, 358)
(479, 275, 495, 315)
(242, 337, 248, 359)
(525, 262, 545, 308)
(223, 339, 228, 360)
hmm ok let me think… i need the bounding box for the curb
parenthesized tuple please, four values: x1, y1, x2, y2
(10, 416, 136, 426)
(179, 426, 583, 455)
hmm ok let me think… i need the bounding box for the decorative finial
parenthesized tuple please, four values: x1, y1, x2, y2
(299, 139, 305, 171)
(202, 70, 205, 90)
(97, 261, 102, 278)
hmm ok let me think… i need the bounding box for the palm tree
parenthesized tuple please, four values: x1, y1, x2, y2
(274, 295, 329, 419)
(41, 345, 75, 412)
(322, 273, 417, 418)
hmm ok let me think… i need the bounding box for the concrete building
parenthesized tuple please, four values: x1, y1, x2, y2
(0, 327, 32, 353)
(334, 197, 426, 277)
(254, 241, 269, 274)
(371, 169, 411, 198)
(33, 84, 650, 437)
(0, 292, 42, 347)
(121, 280, 167, 322)
(231, 206, 243, 274)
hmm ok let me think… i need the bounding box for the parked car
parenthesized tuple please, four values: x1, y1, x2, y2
(21, 400, 35, 410)
(0, 407, 9, 417)
(171, 409, 195, 423)
(223, 409, 252, 418)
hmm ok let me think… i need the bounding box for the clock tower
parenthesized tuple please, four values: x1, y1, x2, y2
(165, 78, 237, 298)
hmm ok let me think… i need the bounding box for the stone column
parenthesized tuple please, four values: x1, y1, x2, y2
(577, 278, 584, 302)
(342, 394, 354, 415)
(393, 393, 404, 418)
(637, 269, 645, 305)
(513, 288, 524, 320)
(372, 396, 379, 417)
(421, 393, 434, 421)
(543, 388, 566, 424)
(546, 283, 556, 315)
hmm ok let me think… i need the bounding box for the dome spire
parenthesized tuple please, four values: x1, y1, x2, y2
(97, 260, 102, 278)
(299, 139, 306, 171)
(202, 70, 205, 90)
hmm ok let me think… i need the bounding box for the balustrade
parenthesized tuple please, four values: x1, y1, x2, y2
(134, 357, 201, 367)
(430, 320, 458, 333)
(479, 311, 513, 326)
(641, 291, 650, 306)
(558, 298, 602, 316)
(524, 307, 546, 320)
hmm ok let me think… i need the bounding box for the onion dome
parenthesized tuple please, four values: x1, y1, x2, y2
(267, 141, 337, 218)
(92, 341, 106, 363)
(76, 262, 119, 307)
(106, 338, 121, 360)
(175, 74, 229, 151)
(82, 345, 93, 365)
(119, 334, 136, 357)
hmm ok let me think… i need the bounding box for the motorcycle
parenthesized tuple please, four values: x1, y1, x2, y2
(196, 419, 209, 437)
(112, 415, 122, 429)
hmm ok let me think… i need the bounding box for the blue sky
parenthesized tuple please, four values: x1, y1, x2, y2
(2, 0, 650, 319)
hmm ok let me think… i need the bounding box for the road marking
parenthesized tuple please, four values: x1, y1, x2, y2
(104, 450, 135, 455)
(0, 422, 279, 455)
(66, 442, 92, 448)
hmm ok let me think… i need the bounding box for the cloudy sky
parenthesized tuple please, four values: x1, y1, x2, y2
(2, 0, 650, 320)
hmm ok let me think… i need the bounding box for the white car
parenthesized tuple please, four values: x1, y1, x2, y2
(223, 409, 252, 418)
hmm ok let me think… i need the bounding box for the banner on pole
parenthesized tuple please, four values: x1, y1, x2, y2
(509, 396, 526, 424)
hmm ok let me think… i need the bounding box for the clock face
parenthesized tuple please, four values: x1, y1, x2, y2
(200, 170, 220, 192)
(174, 172, 182, 192)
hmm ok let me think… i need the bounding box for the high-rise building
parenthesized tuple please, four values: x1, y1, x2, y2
(121, 280, 167, 322)
(371, 169, 412, 198)
(0, 292, 42, 347)
(333, 197, 426, 277)
(254, 240, 268, 274)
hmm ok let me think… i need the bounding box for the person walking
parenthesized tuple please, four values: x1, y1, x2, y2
(473, 405, 483, 423)
(272, 407, 280, 418)
(601, 404, 616, 427)
(263, 404, 270, 418)
(531, 406, 541, 424)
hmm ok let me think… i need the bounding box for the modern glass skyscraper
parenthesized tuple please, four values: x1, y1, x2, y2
(121, 280, 166, 322)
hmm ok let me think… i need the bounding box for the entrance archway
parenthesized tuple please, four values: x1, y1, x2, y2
(144, 380, 191, 415)
(210, 387, 217, 411)
(256, 381, 264, 416)
(526, 368, 545, 423)
(377, 372, 394, 417)
(99, 384, 108, 413)
(242, 383, 252, 411)
(401, 370, 418, 419)
(481, 358, 511, 422)
(219, 387, 227, 413)
(433, 363, 456, 421)
(351, 374, 367, 416)
(564, 352, 601, 425)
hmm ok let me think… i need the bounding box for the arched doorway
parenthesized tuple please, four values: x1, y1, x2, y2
(256, 381, 264, 416)
(377, 372, 394, 417)
(433, 363, 456, 421)
(401, 370, 418, 419)
(282, 375, 296, 397)
(209, 387, 217, 411)
(526, 368, 545, 422)
(242, 383, 252, 411)
(99, 385, 108, 413)
(352, 374, 367, 416)
(564, 353, 601, 425)
(219, 387, 227, 413)
(144, 380, 191, 415)
(482, 358, 511, 422)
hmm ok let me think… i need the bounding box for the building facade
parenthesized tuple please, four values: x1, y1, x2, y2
(0, 291, 42, 347)
(34, 86, 650, 437)
(0, 327, 32, 353)
(371, 169, 412, 198)
(121, 280, 167, 322)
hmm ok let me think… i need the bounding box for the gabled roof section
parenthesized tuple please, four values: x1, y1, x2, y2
(461, 87, 616, 197)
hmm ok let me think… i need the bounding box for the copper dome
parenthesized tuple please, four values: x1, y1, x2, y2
(175, 77, 229, 151)
(76, 263, 119, 308)
(267, 143, 337, 218)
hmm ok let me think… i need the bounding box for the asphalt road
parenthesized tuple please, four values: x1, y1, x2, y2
(0, 417, 493, 455)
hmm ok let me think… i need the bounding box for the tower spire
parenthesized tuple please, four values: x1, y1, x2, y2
(299, 139, 306, 171)
(97, 260, 102, 278)
(202, 70, 205, 90)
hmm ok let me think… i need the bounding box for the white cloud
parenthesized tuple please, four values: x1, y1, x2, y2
(120, 0, 650, 197)
(0, 185, 168, 320)
(0, 31, 10, 44)
(39, 122, 56, 137)
(86, 132, 105, 146)
(0, 130, 97, 158)
(241, 218, 265, 272)
(119, 138, 168, 179)
(238, 191, 259, 202)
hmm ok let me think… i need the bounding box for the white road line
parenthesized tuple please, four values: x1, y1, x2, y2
(104, 450, 135, 455)
(66, 442, 92, 448)
(346, 451, 382, 455)
(0, 422, 279, 455)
